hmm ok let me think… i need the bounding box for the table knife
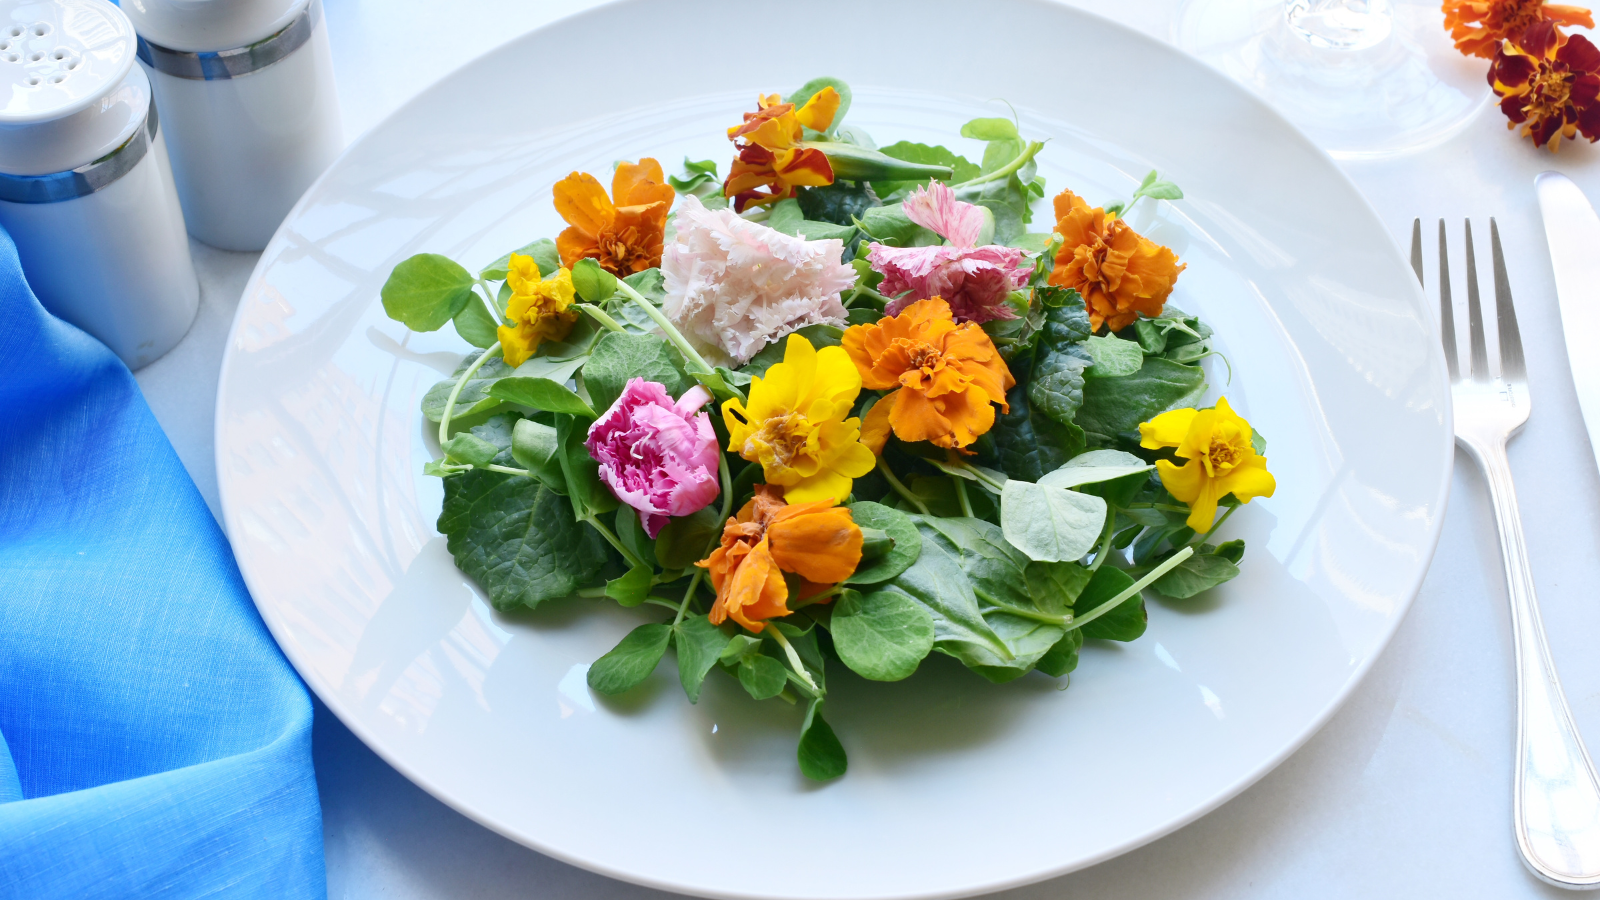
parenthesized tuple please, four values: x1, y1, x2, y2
(1536, 172, 1600, 481)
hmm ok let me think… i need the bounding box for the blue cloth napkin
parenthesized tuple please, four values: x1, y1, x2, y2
(0, 225, 325, 898)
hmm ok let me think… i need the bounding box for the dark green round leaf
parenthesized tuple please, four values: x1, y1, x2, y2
(1077, 566, 1145, 642)
(587, 623, 672, 694)
(844, 501, 921, 584)
(798, 701, 847, 781)
(381, 253, 475, 332)
(453, 294, 500, 348)
(653, 506, 722, 570)
(737, 654, 787, 700)
(583, 332, 693, 415)
(674, 616, 732, 704)
(1152, 552, 1240, 599)
(830, 589, 935, 681)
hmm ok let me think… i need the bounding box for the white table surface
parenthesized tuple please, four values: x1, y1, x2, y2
(131, 1, 1600, 896)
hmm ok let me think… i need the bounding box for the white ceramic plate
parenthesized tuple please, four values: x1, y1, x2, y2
(216, 2, 1452, 897)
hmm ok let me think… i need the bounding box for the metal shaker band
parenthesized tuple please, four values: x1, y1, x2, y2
(135, 0, 319, 81)
(0, 104, 160, 205)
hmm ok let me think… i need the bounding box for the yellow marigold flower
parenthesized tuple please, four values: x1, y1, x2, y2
(722, 333, 876, 504)
(1139, 397, 1275, 533)
(496, 254, 578, 367)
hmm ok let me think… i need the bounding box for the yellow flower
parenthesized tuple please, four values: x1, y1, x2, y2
(496, 254, 578, 367)
(1139, 397, 1275, 532)
(722, 333, 877, 504)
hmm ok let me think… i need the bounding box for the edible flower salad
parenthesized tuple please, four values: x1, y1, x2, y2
(379, 78, 1275, 780)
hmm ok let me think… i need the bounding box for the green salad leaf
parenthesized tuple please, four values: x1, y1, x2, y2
(382, 253, 475, 331)
(437, 420, 609, 610)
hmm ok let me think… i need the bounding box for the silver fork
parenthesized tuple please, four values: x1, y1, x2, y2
(1415, 218, 1600, 889)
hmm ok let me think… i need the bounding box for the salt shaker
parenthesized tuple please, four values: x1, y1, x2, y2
(0, 0, 199, 371)
(123, 0, 341, 252)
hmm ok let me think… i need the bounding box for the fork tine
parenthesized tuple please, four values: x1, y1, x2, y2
(1410, 218, 1424, 285)
(1491, 218, 1525, 380)
(1464, 220, 1491, 380)
(1437, 219, 1460, 380)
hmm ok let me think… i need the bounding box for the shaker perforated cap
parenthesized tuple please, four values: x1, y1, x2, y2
(122, 0, 307, 54)
(0, 0, 135, 124)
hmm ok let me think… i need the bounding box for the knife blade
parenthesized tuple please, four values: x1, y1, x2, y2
(1536, 172, 1600, 477)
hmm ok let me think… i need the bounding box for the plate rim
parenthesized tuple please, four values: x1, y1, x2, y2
(215, 1, 1455, 896)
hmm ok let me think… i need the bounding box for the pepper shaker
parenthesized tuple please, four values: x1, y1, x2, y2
(0, 0, 199, 370)
(124, 0, 342, 252)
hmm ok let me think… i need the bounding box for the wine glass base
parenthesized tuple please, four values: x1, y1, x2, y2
(1175, 0, 1492, 159)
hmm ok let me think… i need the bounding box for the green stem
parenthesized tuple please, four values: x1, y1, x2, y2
(949, 141, 1045, 191)
(1070, 546, 1194, 633)
(643, 597, 683, 613)
(584, 514, 646, 570)
(476, 278, 504, 319)
(672, 570, 703, 628)
(878, 456, 930, 515)
(1198, 505, 1238, 544)
(612, 280, 743, 402)
(982, 600, 1067, 625)
(439, 342, 501, 444)
(484, 464, 532, 477)
(789, 583, 843, 611)
(768, 626, 820, 694)
(672, 456, 734, 627)
(577, 303, 625, 333)
(576, 585, 606, 598)
(1088, 515, 1117, 573)
(782, 670, 819, 701)
(955, 477, 975, 518)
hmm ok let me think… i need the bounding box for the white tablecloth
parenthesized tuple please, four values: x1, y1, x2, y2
(132, 1, 1600, 896)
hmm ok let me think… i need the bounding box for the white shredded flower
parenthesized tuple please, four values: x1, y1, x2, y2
(661, 196, 855, 367)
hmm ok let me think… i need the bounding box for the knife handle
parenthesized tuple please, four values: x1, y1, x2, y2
(1465, 435, 1600, 888)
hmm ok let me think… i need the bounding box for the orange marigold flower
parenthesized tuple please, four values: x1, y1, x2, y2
(1442, 0, 1593, 59)
(1490, 19, 1600, 150)
(723, 88, 840, 212)
(699, 485, 863, 633)
(842, 297, 1014, 453)
(553, 158, 675, 275)
(1048, 190, 1185, 333)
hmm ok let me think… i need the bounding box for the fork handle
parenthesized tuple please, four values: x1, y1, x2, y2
(1465, 437, 1600, 888)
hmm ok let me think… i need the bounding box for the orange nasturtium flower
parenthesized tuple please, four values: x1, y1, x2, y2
(1138, 397, 1276, 533)
(1490, 19, 1600, 150)
(700, 485, 863, 633)
(496, 254, 578, 367)
(1048, 189, 1185, 333)
(723, 88, 841, 212)
(1442, 0, 1593, 59)
(842, 298, 1015, 454)
(552, 158, 675, 276)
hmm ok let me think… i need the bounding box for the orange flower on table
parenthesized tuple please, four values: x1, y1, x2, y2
(723, 88, 841, 212)
(842, 297, 1015, 454)
(700, 485, 863, 633)
(1490, 19, 1600, 150)
(553, 158, 675, 276)
(1049, 189, 1185, 333)
(1442, 0, 1593, 59)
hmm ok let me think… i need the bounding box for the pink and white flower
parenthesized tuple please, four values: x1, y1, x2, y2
(868, 182, 1031, 323)
(661, 195, 855, 367)
(585, 378, 721, 538)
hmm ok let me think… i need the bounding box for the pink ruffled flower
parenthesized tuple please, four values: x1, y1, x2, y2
(868, 182, 1030, 323)
(585, 378, 721, 539)
(661, 195, 855, 366)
